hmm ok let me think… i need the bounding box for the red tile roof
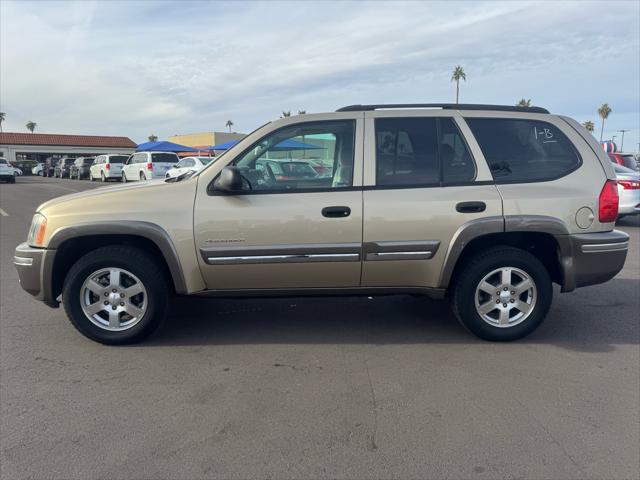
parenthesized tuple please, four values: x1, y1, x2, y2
(0, 132, 137, 148)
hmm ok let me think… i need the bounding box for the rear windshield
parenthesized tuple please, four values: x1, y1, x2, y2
(65, 158, 75, 164)
(108, 156, 128, 164)
(152, 153, 178, 163)
(82, 158, 94, 165)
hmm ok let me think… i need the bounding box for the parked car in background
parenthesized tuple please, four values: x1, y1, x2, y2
(122, 151, 179, 182)
(89, 154, 128, 182)
(11, 165, 23, 175)
(609, 152, 639, 171)
(613, 163, 640, 218)
(306, 159, 333, 177)
(165, 156, 215, 179)
(0, 158, 17, 183)
(70, 157, 95, 180)
(54, 157, 76, 178)
(256, 159, 319, 182)
(43, 157, 59, 177)
(32, 163, 44, 176)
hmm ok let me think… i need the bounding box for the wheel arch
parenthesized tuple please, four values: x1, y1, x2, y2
(440, 215, 570, 291)
(48, 222, 188, 301)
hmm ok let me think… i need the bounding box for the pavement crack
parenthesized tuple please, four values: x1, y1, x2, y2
(365, 358, 379, 452)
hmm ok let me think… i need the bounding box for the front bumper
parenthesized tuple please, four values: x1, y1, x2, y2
(557, 230, 629, 292)
(14, 242, 58, 307)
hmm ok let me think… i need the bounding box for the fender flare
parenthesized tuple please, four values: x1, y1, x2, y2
(48, 221, 188, 294)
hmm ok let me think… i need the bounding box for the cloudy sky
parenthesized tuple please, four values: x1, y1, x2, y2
(1, 0, 639, 150)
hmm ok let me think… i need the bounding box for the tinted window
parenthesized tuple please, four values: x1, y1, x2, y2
(231, 120, 355, 192)
(466, 118, 581, 182)
(375, 117, 475, 186)
(108, 155, 127, 164)
(152, 153, 178, 163)
(83, 158, 94, 165)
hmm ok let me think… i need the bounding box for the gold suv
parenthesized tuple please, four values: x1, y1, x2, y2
(14, 104, 629, 344)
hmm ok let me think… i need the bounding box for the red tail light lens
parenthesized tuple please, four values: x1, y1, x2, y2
(105, 163, 110, 170)
(618, 180, 640, 190)
(146, 162, 153, 170)
(599, 180, 619, 222)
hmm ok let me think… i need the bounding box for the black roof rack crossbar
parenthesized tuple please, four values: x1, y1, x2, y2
(336, 103, 550, 114)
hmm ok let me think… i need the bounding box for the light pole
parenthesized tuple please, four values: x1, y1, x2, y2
(618, 129, 629, 151)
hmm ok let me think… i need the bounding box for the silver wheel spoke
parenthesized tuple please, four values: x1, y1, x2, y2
(86, 279, 105, 296)
(478, 281, 496, 295)
(515, 301, 532, 314)
(501, 268, 512, 287)
(86, 301, 105, 316)
(123, 283, 143, 297)
(498, 308, 510, 325)
(478, 301, 497, 315)
(108, 310, 120, 329)
(109, 269, 121, 289)
(124, 303, 144, 319)
(515, 278, 533, 294)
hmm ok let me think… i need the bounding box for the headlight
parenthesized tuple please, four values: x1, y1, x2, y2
(27, 213, 47, 247)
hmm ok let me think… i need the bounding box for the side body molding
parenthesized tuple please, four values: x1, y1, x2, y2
(48, 221, 189, 294)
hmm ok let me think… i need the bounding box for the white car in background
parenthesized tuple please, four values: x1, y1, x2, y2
(0, 158, 17, 183)
(613, 163, 640, 218)
(32, 163, 44, 176)
(90, 154, 129, 182)
(165, 156, 215, 179)
(122, 151, 179, 182)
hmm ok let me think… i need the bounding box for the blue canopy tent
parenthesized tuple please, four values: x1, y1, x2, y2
(205, 139, 324, 151)
(136, 141, 199, 152)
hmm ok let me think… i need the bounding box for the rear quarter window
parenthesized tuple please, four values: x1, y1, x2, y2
(465, 118, 581, 183)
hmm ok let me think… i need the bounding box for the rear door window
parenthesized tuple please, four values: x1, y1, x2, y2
(374, 117, 476, 186)
(465, 118, 581, 182)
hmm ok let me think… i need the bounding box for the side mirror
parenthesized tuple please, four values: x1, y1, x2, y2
(214, 166, 243, 193)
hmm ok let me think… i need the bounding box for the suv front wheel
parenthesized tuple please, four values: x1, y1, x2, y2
(62, 246, 169, 344)
(452, 247, 552, 341)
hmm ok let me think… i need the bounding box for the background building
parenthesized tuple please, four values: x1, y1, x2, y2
(0, 132, 136, 165)
(168, 131, 245, 149)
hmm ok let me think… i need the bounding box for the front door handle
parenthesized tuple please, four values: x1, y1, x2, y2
(456, 201, 486, 213)
(322, 206, 351, 218)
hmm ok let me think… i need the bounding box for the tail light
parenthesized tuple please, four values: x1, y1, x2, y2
(618, 180, 640, 190)
(105, 163, 110, 170)
(599, 180, 619, 222)
(146, 162, 153, 170)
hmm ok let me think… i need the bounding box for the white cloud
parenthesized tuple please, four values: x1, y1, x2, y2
(0, 0, 638, 149)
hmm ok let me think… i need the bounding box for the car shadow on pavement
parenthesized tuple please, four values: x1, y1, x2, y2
(145, 278, 639, 352)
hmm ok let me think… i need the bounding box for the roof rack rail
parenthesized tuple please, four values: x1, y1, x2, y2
(336, 103, 550, 114)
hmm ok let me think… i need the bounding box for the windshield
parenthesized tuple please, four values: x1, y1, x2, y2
(152, 153, 178, 163)
(108, 156, 127, 164)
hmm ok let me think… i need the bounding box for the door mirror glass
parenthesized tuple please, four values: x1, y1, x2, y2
(214, 166, 244, 193)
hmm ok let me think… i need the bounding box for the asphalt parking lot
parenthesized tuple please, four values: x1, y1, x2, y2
(1, 176, 638, 479)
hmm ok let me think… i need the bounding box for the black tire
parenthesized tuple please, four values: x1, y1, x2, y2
(101, 172, 106, 182)
(451, 246, 552, 342)
(62, 246, 170, 344)
(140, 172, 145, 181)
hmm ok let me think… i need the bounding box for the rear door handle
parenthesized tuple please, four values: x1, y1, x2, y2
(456, 201, 486, 213)
(322, 206, 351, 218)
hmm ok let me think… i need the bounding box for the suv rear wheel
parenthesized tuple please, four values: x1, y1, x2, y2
(452, 247, 552, 341)
(62, 246, 169, 344)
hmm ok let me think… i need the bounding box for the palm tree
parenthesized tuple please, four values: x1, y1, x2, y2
(598, 103, 612, 141)
(516, 98, 531, 107)
(451, 66, 466, 104)
(281, 111, 291, 118)
(225, 120, 234, 132)
(297, 110, 306, 115)
(148, 134, 158, 142)
(582, 121, 595, 133)
(0, 112, 5, 132)
(26, 121, 37, 133)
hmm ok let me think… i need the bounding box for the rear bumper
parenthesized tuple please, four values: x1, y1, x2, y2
(13, 242, 59, 307)
(557, 230, 629, 292)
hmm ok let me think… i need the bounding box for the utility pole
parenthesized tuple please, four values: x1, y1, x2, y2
(618, 129, 629, 151)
